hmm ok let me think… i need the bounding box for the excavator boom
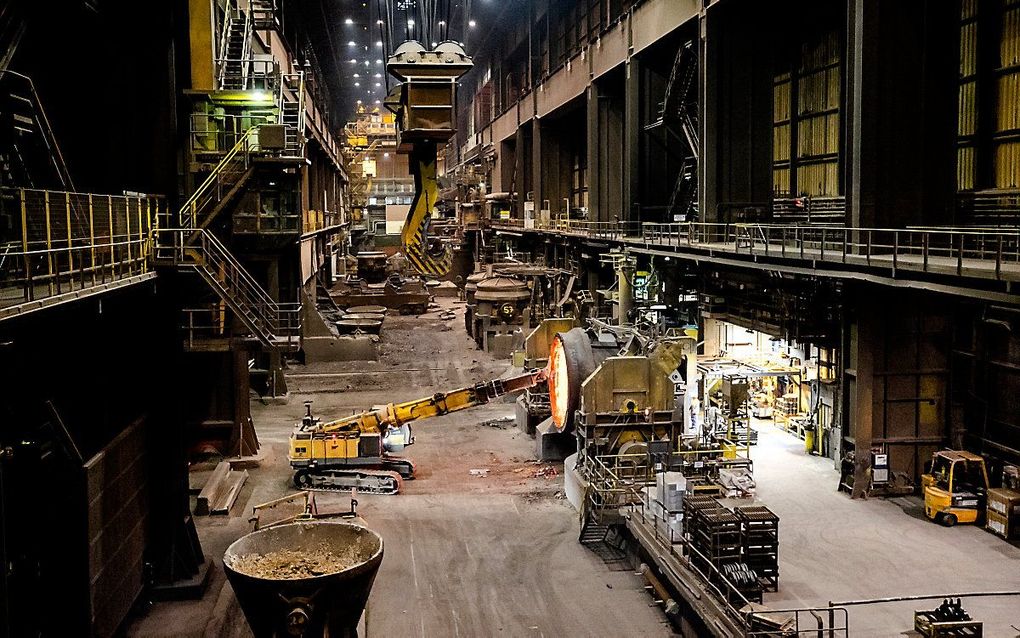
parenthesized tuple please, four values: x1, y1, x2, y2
(289, 368, 547, 494)
(307, 368, 547, 435)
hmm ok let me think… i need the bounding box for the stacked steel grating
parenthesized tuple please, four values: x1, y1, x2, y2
(735, 504, 779, 592)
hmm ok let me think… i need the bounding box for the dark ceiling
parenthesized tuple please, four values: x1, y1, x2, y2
(286, 0, 506, 126)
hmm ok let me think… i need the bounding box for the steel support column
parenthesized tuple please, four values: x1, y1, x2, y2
(623, 57, 641, 222)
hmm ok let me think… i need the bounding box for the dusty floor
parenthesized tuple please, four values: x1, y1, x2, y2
(127, 299, 674, 637)
(750, 421, 1020, 637)
(126, 300, 1020, 637)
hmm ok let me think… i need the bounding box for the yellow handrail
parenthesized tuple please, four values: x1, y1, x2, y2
(178, 125, 259, 227)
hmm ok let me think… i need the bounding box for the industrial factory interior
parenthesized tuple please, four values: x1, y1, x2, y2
(4, 0, 1020, 636)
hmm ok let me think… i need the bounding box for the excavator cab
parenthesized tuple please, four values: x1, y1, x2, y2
(922, 450, 989, 526)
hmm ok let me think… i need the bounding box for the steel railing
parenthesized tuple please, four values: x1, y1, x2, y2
(492, 215, 1020, 279)
(492, 217, 642, 239)
(0, 188, 161, 315)
(641, 222, 734, 245)
(156, 227, 300, 348)
(216, 0, 254, 90)
(729, 224, 1020, 279)
(180, 306, 229, 350)
(176, 126, 260, 230)
(585, 452, 849, 637)
(190, 112, 275, 154)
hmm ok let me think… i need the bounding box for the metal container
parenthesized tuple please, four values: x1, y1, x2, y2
(223, 521, 384, 637)
(343, 313, 385, 322)
(346, 305, 388, 315)
(355, 252, 388, 284)
(474, 276, 531, 304)
(473, 276, 532, 356)
(336, 319, 383, 335)
(464, 272, 488, 336)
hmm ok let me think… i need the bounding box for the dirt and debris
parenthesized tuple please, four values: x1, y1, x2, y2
(480, 416, 514, 429)
(230, 547, 360, 579)
(531, 465, 558, 479)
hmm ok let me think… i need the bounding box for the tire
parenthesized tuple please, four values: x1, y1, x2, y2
(942, 513, 958, 527)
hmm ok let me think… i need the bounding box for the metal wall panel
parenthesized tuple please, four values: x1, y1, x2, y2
(84, 419, 149, 637)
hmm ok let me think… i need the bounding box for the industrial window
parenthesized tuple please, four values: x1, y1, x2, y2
(571, 148, 588, 212)
(996, 0, 1020, 188)
(956, 0, 1020, 191)
(958, 0, 979, 191)
(772, 29, 841, 197)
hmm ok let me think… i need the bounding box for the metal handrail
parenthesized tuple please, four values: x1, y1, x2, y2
(216, 0, 253, 89)
(157, 227, 301, 340)
(1, 187, 160, 312)
(584, 450, 848, 636)
(178, 126, 259, 229)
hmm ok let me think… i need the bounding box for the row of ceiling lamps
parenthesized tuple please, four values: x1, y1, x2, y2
(343, 17, 478, 30)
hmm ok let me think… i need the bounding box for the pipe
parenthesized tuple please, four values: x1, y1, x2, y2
(639, 563, 680, 617)
(618, 261, 634, 326)
(829, 590, 1020, 607)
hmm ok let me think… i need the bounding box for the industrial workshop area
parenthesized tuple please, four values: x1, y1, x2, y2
(4, 0, 1020, 636)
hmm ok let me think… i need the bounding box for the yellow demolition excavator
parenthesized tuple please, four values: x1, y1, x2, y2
(288, 368, 546, 494)
(384, 40, 472, 277)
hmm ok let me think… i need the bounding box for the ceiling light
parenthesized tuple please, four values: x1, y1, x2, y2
(357, 99, 362, 104)
(374, 100, 381, 104)
(439, 20, 445, 26)
(407, 19, 414, 26)
(469, 20, 477, 27)
(345, 18, 353, 25)
(354, 82, 360, 87)
(431, 42, 437, 47)
(376, 40, 383, 47)
(348, 41, 356, 46)
(349, 58, 357, 63)
(353, 73, 360, 78)
(375, 82, 381, 87)
(374, 73, 382, 78)
(375, 59, 382, 64)
(383, 152, 390, 158)
(377, 19, 384, 25)
(365, 61, 370, 66)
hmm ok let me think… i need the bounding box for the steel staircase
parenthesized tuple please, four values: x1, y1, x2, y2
(180, 126, 259, 231)
(667, 155, 698, 222)
(217, 1, 252, 90)
(0, 1, 27, 75)
(579, 484, 629, 565)
(156, 126, 300, 350)
(249, 0, 277, 30)
(0, 71, 75, 191)
(655, 40, 699, 221)
(279, 73, 305, 157)
(156, 227, 300, 350)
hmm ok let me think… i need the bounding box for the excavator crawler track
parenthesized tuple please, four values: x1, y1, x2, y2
(294, 469, 405, 495)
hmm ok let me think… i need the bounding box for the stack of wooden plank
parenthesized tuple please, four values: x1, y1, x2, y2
(195, 461, 249, 516)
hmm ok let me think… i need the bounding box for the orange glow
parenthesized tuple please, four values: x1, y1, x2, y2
(549, 336, 571, 428)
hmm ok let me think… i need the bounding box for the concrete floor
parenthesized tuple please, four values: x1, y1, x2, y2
(127, 299, 674, 637)
(749, 421, 1020, 637)
(126, 300, 1020, 637)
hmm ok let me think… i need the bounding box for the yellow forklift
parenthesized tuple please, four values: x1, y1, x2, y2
(922, 450, 989, 527)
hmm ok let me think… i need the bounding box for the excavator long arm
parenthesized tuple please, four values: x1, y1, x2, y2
(301, 368, 547, 436)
